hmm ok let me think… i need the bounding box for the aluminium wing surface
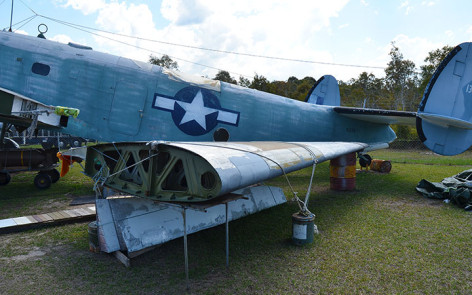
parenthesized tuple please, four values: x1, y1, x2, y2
(85, 141, 368, 202)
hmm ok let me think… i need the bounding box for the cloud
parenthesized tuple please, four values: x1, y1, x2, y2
(421, 1, 436, 7)
(50, 34, 74, 44)
(60, 0, 352, 81)
(389, 34, 444, 67)
(399, 1, 413, 15)
(154, 0, 351, 80)
(61, 0, 106, 15)
(161, 0, 211, 26)
(95, 2, 155, 36)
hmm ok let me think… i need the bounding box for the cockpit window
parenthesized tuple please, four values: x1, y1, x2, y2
(32, 63, 50, 76)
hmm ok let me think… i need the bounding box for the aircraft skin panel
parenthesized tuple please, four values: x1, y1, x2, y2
(84, 141, 367, 202)
(0, 31, 396, 147)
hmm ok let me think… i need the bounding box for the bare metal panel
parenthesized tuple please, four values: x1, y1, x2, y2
(96, 185, 286, 254)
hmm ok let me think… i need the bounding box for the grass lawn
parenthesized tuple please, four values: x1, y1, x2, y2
(0, 149, 471, 294)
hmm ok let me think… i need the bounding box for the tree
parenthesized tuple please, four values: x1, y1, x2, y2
(238, 76, 251, 88)
(250, 73, 270, 92)
(291, 76, 316, 101)
(351, 72, 387, 108)
(384, 42, 419, 111)
(149, 54, 179, 70)
(419, 45, 454, 94)
(213, 70, 237, 84)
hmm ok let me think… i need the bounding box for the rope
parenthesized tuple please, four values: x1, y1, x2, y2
(171, 141, 317, 214)
(92, 164, 109, 197)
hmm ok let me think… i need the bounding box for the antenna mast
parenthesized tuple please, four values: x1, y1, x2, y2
(9, 0, 14, 32)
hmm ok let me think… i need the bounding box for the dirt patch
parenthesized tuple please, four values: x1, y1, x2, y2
(7, 248, 46, 261)
(373, 196, 445, 212)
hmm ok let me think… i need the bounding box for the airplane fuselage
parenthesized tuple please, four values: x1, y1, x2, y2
(0, 31, 395, 145)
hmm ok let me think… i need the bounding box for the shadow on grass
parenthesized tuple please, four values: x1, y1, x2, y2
(1, 154, 472, 294)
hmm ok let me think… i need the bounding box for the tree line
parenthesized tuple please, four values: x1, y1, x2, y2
(149, 42, 453, 112)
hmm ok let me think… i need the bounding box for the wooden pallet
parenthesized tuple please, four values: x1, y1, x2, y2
(0, 205, 96, 234)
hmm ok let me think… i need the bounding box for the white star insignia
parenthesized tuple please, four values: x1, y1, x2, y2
(176, 90, 217, 130)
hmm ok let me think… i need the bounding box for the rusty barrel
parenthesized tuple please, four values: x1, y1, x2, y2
(292, 212, 315, 245)
(330, 152, 356, 191)
(370, 159, 392, 173)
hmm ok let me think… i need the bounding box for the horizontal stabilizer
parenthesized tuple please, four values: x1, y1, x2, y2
(305, 75, 340, 106)
(334, 107, 416, 125)
(417, 42, 472, 155)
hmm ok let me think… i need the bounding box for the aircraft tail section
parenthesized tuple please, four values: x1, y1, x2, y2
(305, 75, 340, 106)
(417, 42, 472, 156)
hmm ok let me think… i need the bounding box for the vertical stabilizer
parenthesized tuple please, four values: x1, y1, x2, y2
(305, 75, 340, 106)
(417, 42, 472, 156)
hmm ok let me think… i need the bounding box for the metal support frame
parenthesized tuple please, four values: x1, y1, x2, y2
(182, 207, 189, 290)
(225, 202, 229, 268)
(180, 195, 240, 289)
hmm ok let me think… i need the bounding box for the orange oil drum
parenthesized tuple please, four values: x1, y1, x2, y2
(370, 159, 392, 173)
(330, 152, 356, 191)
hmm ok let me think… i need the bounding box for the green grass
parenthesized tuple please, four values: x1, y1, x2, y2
(0, 164, 93, 218)
(369, 149, 472, 166)
(0, 149, 472, 294)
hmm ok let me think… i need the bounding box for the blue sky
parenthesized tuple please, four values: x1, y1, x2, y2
(1, 0, 471, 82)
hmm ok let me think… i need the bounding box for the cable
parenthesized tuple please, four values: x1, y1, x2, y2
(2, 14, 36, 31)
(171, 141, 318, 213)
(14, 14, 36, 31)
(36, 14, 253, 79)
(32, 14, 385, 70)
(11, 2, 386, 76)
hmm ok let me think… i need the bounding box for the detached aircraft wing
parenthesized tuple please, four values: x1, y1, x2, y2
(84, 141, 367, 202)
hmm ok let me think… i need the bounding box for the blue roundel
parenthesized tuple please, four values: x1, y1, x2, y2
(171, 86, 220, 136)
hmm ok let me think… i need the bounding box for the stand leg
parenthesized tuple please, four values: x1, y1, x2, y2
(182, 208, 189, 290)
(225, 203, 229, 268)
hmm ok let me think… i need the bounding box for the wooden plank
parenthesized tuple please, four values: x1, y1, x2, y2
(56, 211, 73, 219)
(47, 212, 63, 220)
(0, 218, 16, 228)
(63, 210, 80, 218)
(83, 207, 96, 214)
(113, 251, 130, 268)
(31, 215, 45, 222)
(74, 208, 90, 216)
(37, 214, 53, 222)
(12, 216, 33, 225)
(69, 209, 84, 217)
(25, 216, 38, 224)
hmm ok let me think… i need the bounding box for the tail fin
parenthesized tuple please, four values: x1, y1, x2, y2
(305, 75, 340, 106)
(417, 42, 472, 156)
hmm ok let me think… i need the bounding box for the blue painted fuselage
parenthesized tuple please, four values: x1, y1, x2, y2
(0, 31, 395, 144)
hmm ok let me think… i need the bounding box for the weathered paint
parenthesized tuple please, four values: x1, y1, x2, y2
(85, 141, 367, 202)
(0, 31, 396, 146)
(96, 185, 286, 254)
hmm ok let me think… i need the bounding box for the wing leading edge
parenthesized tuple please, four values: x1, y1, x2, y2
(84, 141, 368, 202)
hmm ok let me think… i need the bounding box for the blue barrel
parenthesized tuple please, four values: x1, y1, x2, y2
(292, 212, 315, 245)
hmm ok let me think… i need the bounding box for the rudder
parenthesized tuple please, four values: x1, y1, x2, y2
(417, 42, 472, 156)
